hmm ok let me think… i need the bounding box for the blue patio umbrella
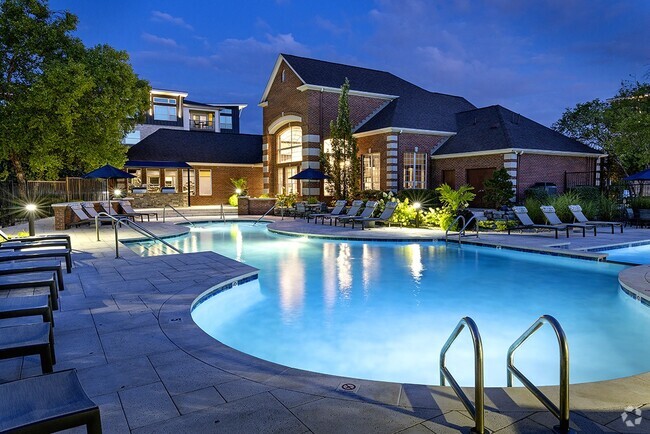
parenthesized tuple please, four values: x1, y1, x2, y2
(624, 168, 650, 181)
(83, 164, 135, 212)
(289, 167, 331, 180)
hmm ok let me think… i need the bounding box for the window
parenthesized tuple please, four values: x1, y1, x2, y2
(277, 126, 302, 163)
(219, 109, 233, 130)
(153, 104, 177, 121)
(153, 97, 176, 104)
(191, 112, 213, 130)
(146, 169, 160, 192)
(127, 169, 142, 189)
(123, 130, 141, 145)
(164, 170, 178, 189)
(403, 152, 428, 189)
(442, 169, 455, 189)
(277, 166, 299, 194)
(198, 169, 212, 196)
(281, 69, 286, 82)
(181, 169, 195, 196)
(362, 153, 381, 190)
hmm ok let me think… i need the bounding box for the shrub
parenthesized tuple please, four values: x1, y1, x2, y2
(436, 184, 475, 213)
(547, 191, 582, 222)
(307, 196, 318, 204)
(276, 192, 297, 207)
(228, 194, 238, 207)
(230, 177, 248, 196)
(524, 187, 550, 202)
(397, 189, 439, 210)
(390, 198, 417, 226)
(630, 196, 650, 211)
(597, 195, 620, 221)
(483, 168, 514, 209)
(523, 197, 545, 224)
(570, 186, 601, 202)
(423, 207, 455, 230)
(258, 193, 270, 198)
(358, 189, 383, 200)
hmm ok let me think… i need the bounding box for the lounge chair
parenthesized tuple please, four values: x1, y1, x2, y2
(119, 200, 158, 221)
(98, 202, 135, 221)
(0, 369, 101, 433)
(0, 259, 66, 292)
(0, 271, 60, 309)
(0, 322, 55, 373)
(540, 205, 596, 237)
(352, 201, 398, 230)
(568, 205, 623, 234)
(0, 294, 53, 325)
(0, 239, 69, 251)
(327, 200, 364, 226)
(508, 206, 569, 239)
(311, 200, 347, 224)
(338, 201, 378, 227)
(68, 203, 95, 228)
(0, 248, 72, 273)
(81, 202, 119, 224)
(0, 229, 71, 249)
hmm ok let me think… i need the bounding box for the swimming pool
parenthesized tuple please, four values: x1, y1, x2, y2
(596, 242, 650, 265)
(128, 222, 650, 387)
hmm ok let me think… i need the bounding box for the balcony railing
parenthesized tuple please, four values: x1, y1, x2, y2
(190, 120, 214, 131)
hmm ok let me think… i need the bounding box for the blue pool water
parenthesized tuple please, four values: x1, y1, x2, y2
(128, 222, 650, 387)
(598, 243, 650, 265)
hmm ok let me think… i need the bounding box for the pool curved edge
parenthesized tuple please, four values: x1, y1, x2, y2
(158, 261, 650, 413)
(619, 265, 650, 307)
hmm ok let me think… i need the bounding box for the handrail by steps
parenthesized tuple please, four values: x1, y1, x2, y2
(162, 204, 195, 227)
(253, 204, 276, 226)
(95, 212, 182, 258)
(507, 315, 571, 434)
(440, 317, 485, 434)
(445, 215, 480, 245)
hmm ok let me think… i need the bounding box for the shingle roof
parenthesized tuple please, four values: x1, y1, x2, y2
(127, 129, 263, 164)
(433, 105, 603, 156)
(280, 54, 476, 132)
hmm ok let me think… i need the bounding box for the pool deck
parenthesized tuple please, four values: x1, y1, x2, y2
(1, 215, 649, 433)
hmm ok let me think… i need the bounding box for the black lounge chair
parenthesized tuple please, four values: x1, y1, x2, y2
(311, 200, 347, 224)
(568, 205, 623, 234)
(0, 369, 101, 433)
(352, 201, 399, 230)
(540, 206, 596, 237)
(328, 200, 364, 226)
(0, 322, 55, 373)
(0, 271, 60, 309)
(338, 201, 378, 227)
(0, 239, 69, 251)
(508, 206, 568, 239)
(0, 248, 72, 273)
(0, 259, 65, 292)
(0, 294, 53, 325)
(0, 229, 71, 249)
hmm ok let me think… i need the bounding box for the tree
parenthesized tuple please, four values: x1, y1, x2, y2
(483, 168, 514, 209)
(0, 0, 150, 188)
(552, 79, 650, 177)
(320, 78, 360, 200)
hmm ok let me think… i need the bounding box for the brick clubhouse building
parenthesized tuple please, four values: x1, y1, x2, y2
(260, 54, 604, 205)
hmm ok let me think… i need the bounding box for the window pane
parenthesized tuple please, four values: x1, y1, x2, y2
(164, 170, 177, 189)
(153, 97, 176, 104)
(403, 152, 427, 189)
(181, 169, 196, 196)
(147, 169, 160, 192)
(153, 105, 177, 121)
(363, 153, 381, 190)
(128, 169, 142, 189)
(277, 126, 302, 163)
(198, 169, 212, 196)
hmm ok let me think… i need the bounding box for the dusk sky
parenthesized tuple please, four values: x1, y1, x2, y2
(50, 0, 650, 134)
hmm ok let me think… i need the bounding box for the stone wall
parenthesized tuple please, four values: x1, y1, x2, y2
(130, 192, 187, 208)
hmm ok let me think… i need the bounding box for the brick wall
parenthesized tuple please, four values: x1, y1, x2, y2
(433, 154, 504, 188)
(189, 164, 263, 205)
(518, 154, 596, 195)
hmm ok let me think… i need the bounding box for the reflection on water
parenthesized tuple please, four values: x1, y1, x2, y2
(322, 243, 337, 312)
(403, 244, 423, 283)
(278, 249, 305, 321)
(336, 243, 352, 298)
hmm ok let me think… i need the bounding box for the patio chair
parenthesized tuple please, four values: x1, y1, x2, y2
(0, 259, 66, 292)
(338, 201, 378, 227)
(0, 229, 71, 249)
(0, 369, 101, 434)
(0, 271, 60, 309)
(0, 322, 55, 373)
(568, 205, 623, 234)
(540, 205, 596, 237)
(0, 248, 72, 273)
(0, 294, 53, 325)
(68, 203, 95, 228)
(352, 201, 398, 230)
(119, 200, 158, 221)
(311, 200, 347, 224)
(325, 200, 363, 226)
(98, 202, 135, 221)
(0, 238, 69, 251)
(507, 206, 569, 239)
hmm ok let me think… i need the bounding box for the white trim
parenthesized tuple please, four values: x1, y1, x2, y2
(296, 84, 398, 100)
(259, 55, 307, 104)
(301, 161, 320, 170)
(386, 150, 398, 157)
(263, 188, 269, 194)
(151, 89, 188, 98)
(263, 166, 269, 173)
(354, 127, 455, 138)
(302, 148, 321, 157)
(263, 177, 269, 184)
(387, 158, 397, 164)
(386, 135, 398, 142)
(386, 173, 398, 180)
(258, 101, 268, 108)
(387, 143, 398, 150)
(267, 115, 302, 134)
(302, 134, 320, 143)
(301, 187, 320, 195)
(262, 155, 268, 162)
(504, 162, 517, 169)
(511, 179, 517, 186)
(503, 153, 517, 160)
(262, 143, 268, 151)
(507, 170, 517, 177)
(187, 162, 263, 167)
(431, 148, 605, 159)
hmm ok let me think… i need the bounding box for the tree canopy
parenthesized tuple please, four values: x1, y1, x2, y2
(320, 78, 360, 200)
(552, 79, 650, 177)
(0, 0, 150, 185)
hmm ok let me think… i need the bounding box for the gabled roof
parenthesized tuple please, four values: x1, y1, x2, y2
(433, 105, 603, 156)
(127, 129, 262, 164)
(183, 100, 247, 110)
(261, 54, 475, 133)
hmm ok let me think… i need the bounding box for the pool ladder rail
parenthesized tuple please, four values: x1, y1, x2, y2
(162, 204, 196, 227)
(440, 315, 573, 434)
(445, 214, 479, 246)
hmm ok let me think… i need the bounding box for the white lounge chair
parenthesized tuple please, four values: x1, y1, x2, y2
(540, 205, 596, 237)
(508, 206, 568, 239)
(568, 205, 623, 234)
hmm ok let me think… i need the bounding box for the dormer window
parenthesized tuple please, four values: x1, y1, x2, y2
(152, 96, 177, 121)
(219, 109, 233, 130)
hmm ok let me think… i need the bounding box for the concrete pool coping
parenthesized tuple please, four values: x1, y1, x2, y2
(2, 215, 650, 432)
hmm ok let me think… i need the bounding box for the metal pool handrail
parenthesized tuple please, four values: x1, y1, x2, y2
(507, 315, 571, 434)
(440, 316, 485, 434)
(253, 204, 276, 226)
(162, 204, 195, 227)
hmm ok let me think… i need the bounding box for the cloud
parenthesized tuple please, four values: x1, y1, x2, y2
(151, 11, 193, 31)
(314, 16, 350, 36)
(141, 33, 179, 48)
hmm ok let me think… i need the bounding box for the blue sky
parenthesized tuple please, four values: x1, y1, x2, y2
(51, 0, 649, 134)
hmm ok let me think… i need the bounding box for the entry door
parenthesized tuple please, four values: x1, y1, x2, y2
(466, 168, 495, 207)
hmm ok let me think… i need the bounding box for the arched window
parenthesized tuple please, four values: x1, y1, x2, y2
(277, 126, 302, 163)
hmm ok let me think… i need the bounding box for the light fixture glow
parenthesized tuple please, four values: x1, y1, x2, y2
(25, 203, 37, 212)
(235, 188, 242, 195)
(413, 202, 421, 210)
(113, 189, 122, 197)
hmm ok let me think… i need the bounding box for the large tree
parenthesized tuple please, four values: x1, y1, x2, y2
(321, 78, 360, 200)
(0, 0, 150, 186)
(552, 79, 650, 177)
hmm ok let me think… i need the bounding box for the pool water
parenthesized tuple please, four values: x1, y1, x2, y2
(598, 243, 650, 265)
(129, 222, 650, 387)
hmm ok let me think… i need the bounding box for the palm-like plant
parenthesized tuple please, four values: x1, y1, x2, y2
(436, 184, 476, 214)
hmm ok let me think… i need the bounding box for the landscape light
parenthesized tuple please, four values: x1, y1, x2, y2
(413, 202, 421, 210)
(25, 203, 37, 236)
(235, 188, 242, 195)
(113, 189, 122, 198)
(25, 203, 37, 212)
